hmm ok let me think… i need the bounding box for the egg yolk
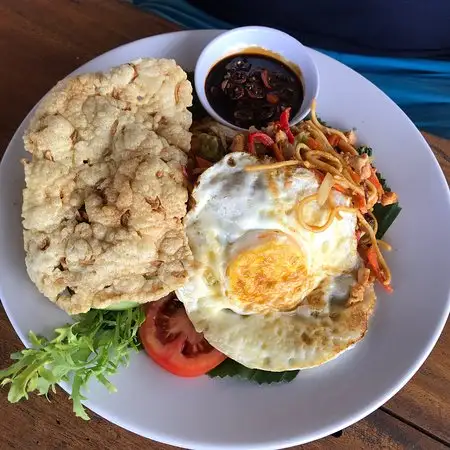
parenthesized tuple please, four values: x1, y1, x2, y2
(227, 236, 311, 314)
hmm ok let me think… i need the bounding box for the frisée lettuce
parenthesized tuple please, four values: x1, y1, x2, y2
(0, 307, 145, 420)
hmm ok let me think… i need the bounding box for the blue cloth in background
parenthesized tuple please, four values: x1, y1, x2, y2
(133, 0, 450, 138)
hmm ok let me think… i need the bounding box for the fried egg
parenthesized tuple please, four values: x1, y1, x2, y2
(177, 153, 375, 371)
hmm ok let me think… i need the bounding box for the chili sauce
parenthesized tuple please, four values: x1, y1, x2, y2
(205, 53, 304, 129)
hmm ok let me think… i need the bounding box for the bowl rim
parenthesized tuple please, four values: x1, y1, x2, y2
(194, 25, 320, 131)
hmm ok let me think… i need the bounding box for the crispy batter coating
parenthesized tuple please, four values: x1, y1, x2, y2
(22, 59, 193, 314)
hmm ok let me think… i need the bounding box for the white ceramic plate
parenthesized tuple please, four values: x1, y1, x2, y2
(1, 30, 449, 450)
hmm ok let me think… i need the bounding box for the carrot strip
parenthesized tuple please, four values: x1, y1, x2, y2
(306, 137, 320, 150)
(333, 184, 347, 194)
(366, 245, 393, 292)
(348, 168, 361, 184)
(368, 169, 384, 195)
(353, 193, 367, 212)
(327, 134, 340, 147)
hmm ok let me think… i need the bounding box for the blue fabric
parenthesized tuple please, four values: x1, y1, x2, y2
(133, 0, 231, 29)
(133, 0, 450, 138)
(187, 0, 450, 59)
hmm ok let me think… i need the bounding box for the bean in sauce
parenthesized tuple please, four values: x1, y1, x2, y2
(205, 54, 303, 129)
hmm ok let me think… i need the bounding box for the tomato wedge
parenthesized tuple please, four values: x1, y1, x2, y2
(139, 294, 226, 377)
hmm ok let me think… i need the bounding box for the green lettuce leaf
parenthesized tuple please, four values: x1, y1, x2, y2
(208, 359, 299, 384)
(0, 307, 145, 420)
(372, 202, 402, 239)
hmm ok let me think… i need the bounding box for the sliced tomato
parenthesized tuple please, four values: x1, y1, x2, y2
(139, 294, 226, 377)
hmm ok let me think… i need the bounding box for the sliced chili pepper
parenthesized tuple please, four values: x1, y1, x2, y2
(280, 107, 290, 129)
(247, 132, 275, 155)
(247, 132, 284, 161)
(327, 134, 340, 147)
(261, 69, 272, 89)
(279, 107, 295, 144)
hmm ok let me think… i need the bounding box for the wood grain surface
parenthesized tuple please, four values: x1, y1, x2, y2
(0, 1, 449, 449)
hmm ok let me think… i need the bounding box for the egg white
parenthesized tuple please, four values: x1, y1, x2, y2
(177, 153, 375, 371)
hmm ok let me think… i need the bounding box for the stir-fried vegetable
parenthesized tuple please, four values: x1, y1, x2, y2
(247, 132, 284, 161)
(192, 133, 225, 162)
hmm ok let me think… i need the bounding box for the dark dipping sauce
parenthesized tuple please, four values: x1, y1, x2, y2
(205, 53, 304, 129)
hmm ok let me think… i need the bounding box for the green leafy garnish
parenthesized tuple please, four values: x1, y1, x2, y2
(316, 115, 328, 127)
(0, 307, 145, 420)
(372, 202, 402, 239)
(357, 145, 373, 157)
(208, 359, 299, 384)
(305, 113, 327, 126)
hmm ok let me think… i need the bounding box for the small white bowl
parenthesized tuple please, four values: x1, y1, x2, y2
(195, 26, 320, 130)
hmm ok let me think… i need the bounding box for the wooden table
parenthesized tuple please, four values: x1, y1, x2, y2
(0, 1, 448, 449)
